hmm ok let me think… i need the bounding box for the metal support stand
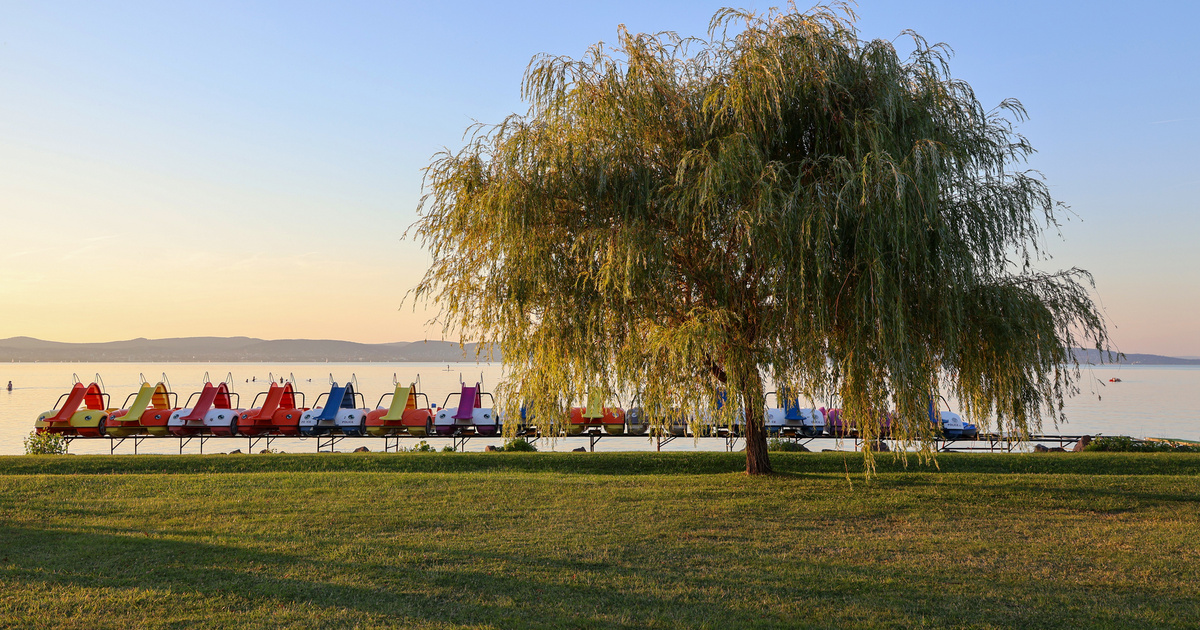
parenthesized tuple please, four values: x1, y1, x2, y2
(178, 436, 212, 454)
(246, 436, 274, 453)
(109, 435, 147, 455)
(316, 436, 343, 453)
(35, 430, 1104, 456)
(508, 428, 541, 450)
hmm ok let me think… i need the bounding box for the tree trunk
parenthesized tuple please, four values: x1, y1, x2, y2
(740, 368, 772, 475)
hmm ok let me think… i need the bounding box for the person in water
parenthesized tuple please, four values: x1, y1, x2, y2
(6, 381, 11, 391)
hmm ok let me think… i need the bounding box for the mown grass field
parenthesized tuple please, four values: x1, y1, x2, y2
(1, 452, 1198, 629)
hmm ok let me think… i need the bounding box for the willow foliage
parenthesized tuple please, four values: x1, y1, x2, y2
(413, 4, 1112, 473)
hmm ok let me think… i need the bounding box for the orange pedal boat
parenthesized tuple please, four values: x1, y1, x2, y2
(107, 374, 180, 437)
(568, 390, 626, 436)
(238, 374, 308, 436)
(366, 375, 433, 437)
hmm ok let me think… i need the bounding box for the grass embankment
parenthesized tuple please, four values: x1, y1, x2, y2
(1, 453, 1198, 629)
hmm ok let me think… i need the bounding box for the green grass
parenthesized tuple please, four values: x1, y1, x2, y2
(2, 453, 1198, 629)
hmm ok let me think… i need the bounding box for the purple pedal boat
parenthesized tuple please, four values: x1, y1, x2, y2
(433, 381, 499, 436)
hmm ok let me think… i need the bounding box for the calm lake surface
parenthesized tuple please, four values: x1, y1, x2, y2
(1, 362, 1197, 455)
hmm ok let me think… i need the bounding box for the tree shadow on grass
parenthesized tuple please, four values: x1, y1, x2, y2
(0, 524, 768, 629)
(3, 452, 1199, 478)
(3, 523, 1200, 629)
(861, 474, 1200, 512)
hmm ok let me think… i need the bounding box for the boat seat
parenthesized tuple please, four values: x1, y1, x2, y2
(279, 383, 297, 409)
(340, 384, 358, 408)
(213, 383, 233, 409)
(84, 383, 105, 410)
(149, 383, 172, 409)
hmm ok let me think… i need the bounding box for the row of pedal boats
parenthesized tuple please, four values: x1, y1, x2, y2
(34, 373, 978, 440)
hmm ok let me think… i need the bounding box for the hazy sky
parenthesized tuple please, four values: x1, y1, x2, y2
(1, 1, 1197, 355)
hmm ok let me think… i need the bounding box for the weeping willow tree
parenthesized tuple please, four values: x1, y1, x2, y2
(412, 4, 1111, 474)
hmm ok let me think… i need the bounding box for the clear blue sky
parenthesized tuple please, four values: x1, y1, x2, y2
(1, 1, 1197, 355)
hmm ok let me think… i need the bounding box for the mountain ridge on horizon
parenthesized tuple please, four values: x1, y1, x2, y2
(1, 336, 1197, 366)
(0, 336, 497, 363)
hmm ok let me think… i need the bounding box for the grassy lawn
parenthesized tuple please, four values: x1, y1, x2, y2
(1, 453, 1198, 629)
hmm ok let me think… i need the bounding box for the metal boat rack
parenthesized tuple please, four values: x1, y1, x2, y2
(59, 431, 1097, 455)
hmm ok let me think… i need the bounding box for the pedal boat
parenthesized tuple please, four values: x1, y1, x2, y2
(929, 398, 965, 440)
(35, 375, 112, 437)
(820, 408, 898, 438)
(238, 376, 307, 436)
(366, 377, 433, 437)
(624, 406, 649, 436)
(434, 382, 499, 436)
(700, 390, 741, 437)
(765, 388, 825, 437)
(667, 410, 691, 437)
(514, 404, 541, 437)
(300, 377, 369, 436)
(625, 406, 689, 437)
(568, 391, 625, 435)
(109, 376, 180, 437)
(822, 408, 853, 436)
(169, 374, 242, 436)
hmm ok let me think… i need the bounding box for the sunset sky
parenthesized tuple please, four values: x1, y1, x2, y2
(2, 1, 1197, 355)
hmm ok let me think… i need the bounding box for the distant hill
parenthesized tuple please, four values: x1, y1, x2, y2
(1, 337, 1194, 366)
(1072, 348, 1200, 366)
(0, 337, 498, 363)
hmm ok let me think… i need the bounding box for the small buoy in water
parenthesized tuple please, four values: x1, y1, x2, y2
(1109, 377, 1122, 382)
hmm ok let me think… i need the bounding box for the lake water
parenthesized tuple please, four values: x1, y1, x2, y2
(1, 362, 1197, 455)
